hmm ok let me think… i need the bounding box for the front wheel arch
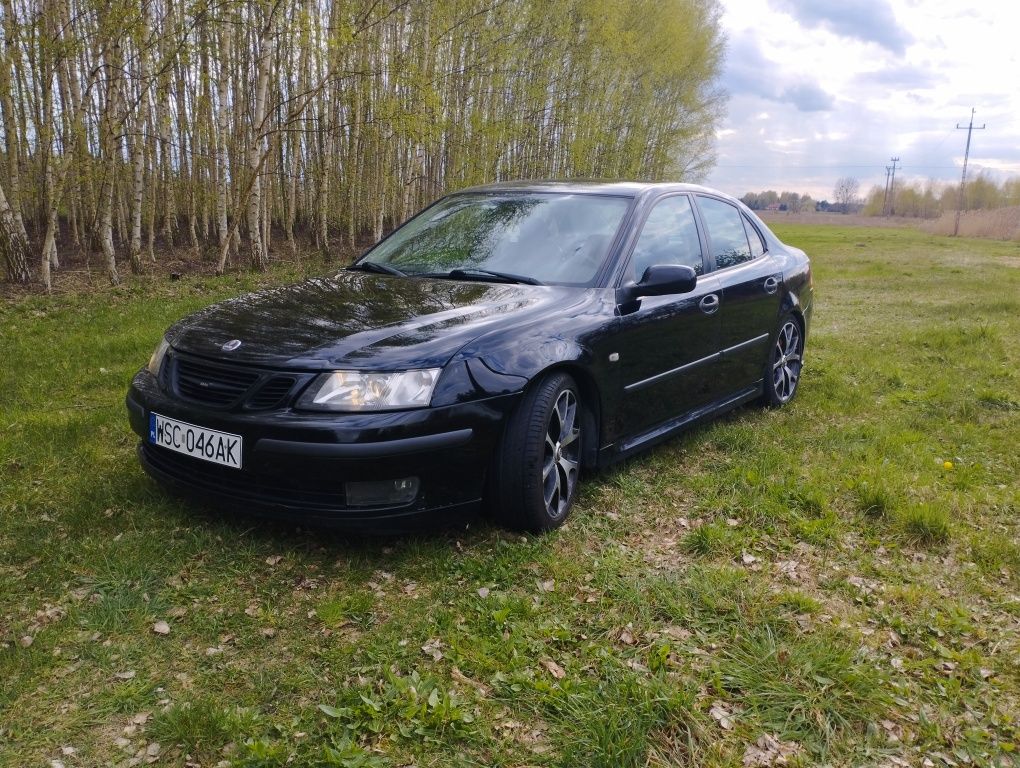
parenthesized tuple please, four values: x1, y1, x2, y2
(488, 369, 589, 532)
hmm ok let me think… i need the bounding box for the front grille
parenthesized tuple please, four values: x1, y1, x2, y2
(174, 356, 261, 406)
(248, 375, 297, 410)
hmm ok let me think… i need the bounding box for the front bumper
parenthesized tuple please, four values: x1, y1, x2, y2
(126, 370, 519, 527)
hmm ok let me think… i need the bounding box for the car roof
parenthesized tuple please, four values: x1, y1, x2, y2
(454, 179, 731, 199)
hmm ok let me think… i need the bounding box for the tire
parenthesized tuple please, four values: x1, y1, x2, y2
(491, 372, 583, 533)
(762, 314, 804, 406)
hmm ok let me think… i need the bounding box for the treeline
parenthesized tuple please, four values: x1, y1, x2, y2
(0, 0, 725, 289)
(861, 173, 1020, 218)
(740, 190, 815, 213)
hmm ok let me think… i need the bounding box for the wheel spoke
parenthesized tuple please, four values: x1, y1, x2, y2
(544, 463, 559, 507)
(783, 324, 795, 351)
(558, 454, 578, 477)
(543, 455, 556, 481)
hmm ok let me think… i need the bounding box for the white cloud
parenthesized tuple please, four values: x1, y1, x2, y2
(705, 0, 1020, 199)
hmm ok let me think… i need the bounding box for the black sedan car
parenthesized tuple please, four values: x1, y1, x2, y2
(127, 181, 812, 532)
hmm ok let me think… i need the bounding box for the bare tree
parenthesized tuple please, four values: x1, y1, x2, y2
(833, 176, 861, 214)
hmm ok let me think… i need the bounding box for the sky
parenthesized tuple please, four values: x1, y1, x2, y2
(704, 0, 1020, 201)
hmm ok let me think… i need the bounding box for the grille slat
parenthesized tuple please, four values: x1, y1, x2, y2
(248, 376, 297, 410)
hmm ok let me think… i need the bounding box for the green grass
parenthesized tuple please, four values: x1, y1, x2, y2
(1, 226, 1019, 767)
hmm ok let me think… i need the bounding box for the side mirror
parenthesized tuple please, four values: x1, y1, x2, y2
(618, 264, 698, 304)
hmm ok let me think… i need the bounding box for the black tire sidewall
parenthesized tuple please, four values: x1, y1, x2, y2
(493, 372, 581, 532)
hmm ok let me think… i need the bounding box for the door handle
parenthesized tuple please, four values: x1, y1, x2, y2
(763, 276, 779, 294)
(699, 293, 720, 315)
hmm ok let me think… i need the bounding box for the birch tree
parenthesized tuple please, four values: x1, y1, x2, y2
(1, 0, 726, 286)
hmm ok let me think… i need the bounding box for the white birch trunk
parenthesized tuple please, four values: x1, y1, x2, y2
(246, 3, 275, 271)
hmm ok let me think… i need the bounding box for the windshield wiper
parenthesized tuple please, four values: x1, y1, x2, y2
(423, 268, 543, 286)
(347, 260, 406, 277)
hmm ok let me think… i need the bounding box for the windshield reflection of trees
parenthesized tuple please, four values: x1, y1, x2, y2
(373, 195, 626, 283)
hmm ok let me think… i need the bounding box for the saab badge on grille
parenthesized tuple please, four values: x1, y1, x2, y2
(222, 339, 242, 352)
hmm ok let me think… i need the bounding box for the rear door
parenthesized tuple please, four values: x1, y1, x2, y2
(609, 194, 722, 441)
(694, 195, 783, 393)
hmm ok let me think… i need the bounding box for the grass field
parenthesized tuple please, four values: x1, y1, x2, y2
(1, 225, 1018, 767)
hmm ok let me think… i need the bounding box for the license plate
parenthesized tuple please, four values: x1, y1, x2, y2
(148, 412, 242, 469)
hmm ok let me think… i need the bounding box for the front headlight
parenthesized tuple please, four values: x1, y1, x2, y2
(147, 337, 170, 376)
(297, 369, 441, 412)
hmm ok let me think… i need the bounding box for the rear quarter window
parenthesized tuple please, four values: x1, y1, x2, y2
(742, 214, 766, 258)
(696, 196, 752, 269)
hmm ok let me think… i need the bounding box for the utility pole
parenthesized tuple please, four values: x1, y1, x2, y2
(887, 157, 900, 217)
(882, 165, 893, 216)
(954, 108, 985, 236)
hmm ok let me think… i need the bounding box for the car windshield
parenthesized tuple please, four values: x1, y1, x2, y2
(358, 192, 630, 285)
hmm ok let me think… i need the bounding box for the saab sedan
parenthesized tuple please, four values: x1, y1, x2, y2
(126, 182, 812, 532)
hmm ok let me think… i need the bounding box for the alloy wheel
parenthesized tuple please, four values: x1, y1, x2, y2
(772, 320, 803, 403)
(541, 389, 580, 519)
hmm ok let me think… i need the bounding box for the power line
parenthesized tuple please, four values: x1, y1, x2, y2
(887, 157, 900, 216)
(953, 108, 986, 236)
(882, 165, 893, 215)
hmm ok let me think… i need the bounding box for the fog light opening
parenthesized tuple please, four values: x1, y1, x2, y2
(345, 477, 420, 507)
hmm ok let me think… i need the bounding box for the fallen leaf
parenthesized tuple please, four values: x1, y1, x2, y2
(741, 552, 758, 565)
(541, 659, 566, 679)
(663, 625, 691, 640)
(19, 635, 33, 648)
(710, 700, 735, 730)
(265, 555, 283, 566)
(776, 560, 799, 580)
(115, 670, 136, 680)
(742, 733, 802, 766)
(477, 587, 490, 599)
(880, 719, 903, 742)
(152, 621, 171, 636)
(421, 638, 443, 661)
(539, 579, 555, 592)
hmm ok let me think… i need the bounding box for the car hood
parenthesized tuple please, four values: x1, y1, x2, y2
(167, 272, 582, 370)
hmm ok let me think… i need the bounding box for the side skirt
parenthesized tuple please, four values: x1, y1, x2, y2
(598, 381, 763, 466)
